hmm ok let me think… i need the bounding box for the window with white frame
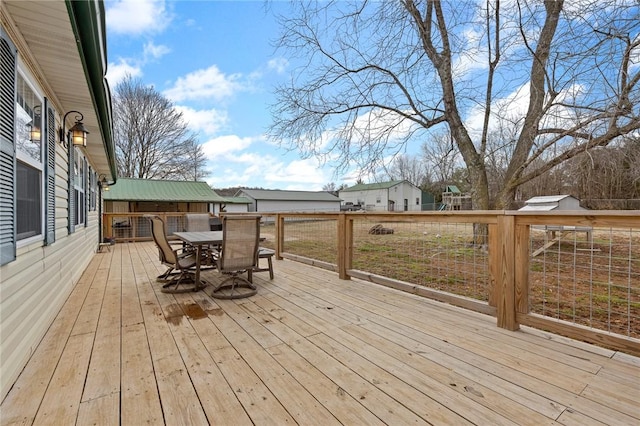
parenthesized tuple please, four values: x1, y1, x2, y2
(74, 152, 86, 226)
(15, 73, 43, 242)
(89, 167, 96, 211)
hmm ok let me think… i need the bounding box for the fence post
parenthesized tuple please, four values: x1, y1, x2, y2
(337, 213, 352, 280)
(488, 223, 497, 308)
(275, 214, 284, 260)
(514, 222, 530, 315)
(496, 214, 519, 330)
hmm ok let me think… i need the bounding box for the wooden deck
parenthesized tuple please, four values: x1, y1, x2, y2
(1, 242, 639, 425)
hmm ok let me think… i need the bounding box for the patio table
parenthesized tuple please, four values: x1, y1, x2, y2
(173, 231, 222, 290)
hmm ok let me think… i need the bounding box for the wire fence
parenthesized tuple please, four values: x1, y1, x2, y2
(529, 226, 640, 338)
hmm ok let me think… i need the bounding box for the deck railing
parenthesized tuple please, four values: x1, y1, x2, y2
(103, 210, 640, 355)
(266, 211, 640, 356)
(103, 213, 188, 242)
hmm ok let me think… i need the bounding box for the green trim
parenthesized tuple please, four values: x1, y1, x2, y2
(65, 0, 117, 182)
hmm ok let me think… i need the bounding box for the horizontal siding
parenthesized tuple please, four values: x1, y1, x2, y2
(0, 221, 98, 400)
(257, 200, 340, 213)
(0, 139, 100, 400)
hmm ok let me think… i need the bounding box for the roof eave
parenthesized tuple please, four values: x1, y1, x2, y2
(65, 0, 116, 182)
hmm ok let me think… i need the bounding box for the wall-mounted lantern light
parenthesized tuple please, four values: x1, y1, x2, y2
(59, 110, 89, 148)
(99, 174, 111, 191)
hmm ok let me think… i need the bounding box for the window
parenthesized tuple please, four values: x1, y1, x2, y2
(376, 196, 381, 204)
(89, 168, 96, 211)
(74, 152, 86, 226)
(16, 73, 43, 242)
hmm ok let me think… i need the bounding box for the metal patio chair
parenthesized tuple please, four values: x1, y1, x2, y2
(210, 215, 261, 299)
(147, 215, 199, 293)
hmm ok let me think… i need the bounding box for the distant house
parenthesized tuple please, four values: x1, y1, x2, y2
(103, 178, 234, 214)
(236, 189, 341, 213)
(339, 180, 422, 211)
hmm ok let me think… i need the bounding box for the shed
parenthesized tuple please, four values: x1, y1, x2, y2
(236, 189, 341, 213)
(519, 195, 593, 256)
(518, 195, 586, 212)
(103, 178, 227, 213)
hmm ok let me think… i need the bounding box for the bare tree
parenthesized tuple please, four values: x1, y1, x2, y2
(113, 75, 208, 181)
(421, 131, 460, 187)
(323, 182, 348, 196)
(382, 154, 425, 187)
(269, 1, 640, 210)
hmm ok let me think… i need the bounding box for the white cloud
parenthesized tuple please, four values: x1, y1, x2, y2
(163, 65, 244, 102)
(106, 0, 172, 35)
(264, 158, 328, 187)
(201, 134, 255, 157)
(267, 57, 289, 74)
(106, 59, 142, 86)
(202, 146, 330, 190)
(143, 41, 170, 61)
(175, 106, 228, 136)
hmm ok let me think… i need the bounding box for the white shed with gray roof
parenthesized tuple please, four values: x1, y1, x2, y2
(519, 195, 587, 212)
(519, 195, 592, 256)
(235, 189, 341, 213)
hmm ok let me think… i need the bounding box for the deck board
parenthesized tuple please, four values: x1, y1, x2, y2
(1, 241, 639, 425)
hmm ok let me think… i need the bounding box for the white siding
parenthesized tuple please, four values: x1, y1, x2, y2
(1, 140, 100, 399)
(219, 203, 248, 214)
(340, 182, 422, 211)
(256, 200, 340, 213)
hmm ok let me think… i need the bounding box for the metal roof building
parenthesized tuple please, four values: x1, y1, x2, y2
(518, 195, 587, 212)
(236, 189, 341, 213)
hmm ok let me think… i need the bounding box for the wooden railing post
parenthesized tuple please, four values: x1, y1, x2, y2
(337, 213, 352, 280)
(275, 214, 284, 260)
(487, 223, 497, 308)
(496, 214, 519, 331)
(514, 222, 530, 315)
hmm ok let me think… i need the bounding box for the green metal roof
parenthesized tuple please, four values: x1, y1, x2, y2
(103, 178, 225, 202)
(341, 180, 407, 192)
(237, 189, 340, 202)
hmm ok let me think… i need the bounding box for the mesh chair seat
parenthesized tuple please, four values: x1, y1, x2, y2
(210, 215, 261, 299)
(147, 215, 200, 293)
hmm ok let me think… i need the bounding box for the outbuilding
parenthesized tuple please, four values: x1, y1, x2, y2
(236, 189, 341, 213)
(339, 180, 422, 212)
(518, 194, 587, 212)
(519, 195, 592, 256)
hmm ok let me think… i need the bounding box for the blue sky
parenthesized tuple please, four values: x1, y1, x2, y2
(105, 0, 341, 190)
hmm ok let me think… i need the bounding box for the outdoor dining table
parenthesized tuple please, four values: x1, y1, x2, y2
(173, 231, 223, 290)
